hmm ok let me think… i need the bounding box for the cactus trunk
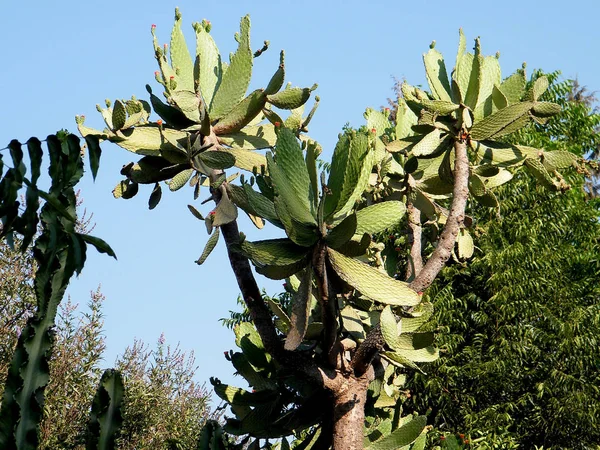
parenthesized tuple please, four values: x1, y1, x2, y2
(331, 375, 370, 450)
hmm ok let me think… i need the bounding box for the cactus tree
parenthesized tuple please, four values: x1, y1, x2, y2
(82, 12, 582, 449)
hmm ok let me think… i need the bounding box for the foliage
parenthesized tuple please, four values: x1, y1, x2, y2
(0, 132, 116, 449)
(80, 10, 584, 448)
(401, 75, 600, 449)
(0, 260, 214, 449)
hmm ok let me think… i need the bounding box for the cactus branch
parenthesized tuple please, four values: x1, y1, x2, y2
(405, 200, 423, 281)
(351, 140, 469, 376)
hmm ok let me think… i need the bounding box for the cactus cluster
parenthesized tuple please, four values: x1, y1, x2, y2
(77, 8, 317, 211)
(73, 12, 585, 449)
(0, 133, 119, 449)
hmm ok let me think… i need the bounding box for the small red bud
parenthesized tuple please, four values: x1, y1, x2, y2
(223, 351, 228, 357)
(395, 247, 401, 252)
(459, 433, 465, 439)
(274, 121, 281, 127)
(385, 107, 390, 111)
(170, 75, 175, 79)
(418, 291, 423, 296)
(371, 128, 377, 133)
(154, 71, 159, 76)
(464, 439, 470, 445)
(151, 24, 156, 29)
(388, 234, 395, 239)
(440, 436, 446, 440)
(283, 282, 288, 288)
(209, 210, 216, 217)
(156, 120, 163, 126)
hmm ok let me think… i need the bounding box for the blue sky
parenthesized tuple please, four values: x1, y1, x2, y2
(2, 0, 599, 391)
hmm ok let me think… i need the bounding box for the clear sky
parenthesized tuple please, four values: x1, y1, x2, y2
(2, 0, 599, 391)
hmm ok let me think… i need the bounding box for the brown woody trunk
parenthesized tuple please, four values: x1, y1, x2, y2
(331, 374, 370, 449)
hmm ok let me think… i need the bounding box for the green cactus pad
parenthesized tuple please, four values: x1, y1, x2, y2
(327, 248, 420, 306)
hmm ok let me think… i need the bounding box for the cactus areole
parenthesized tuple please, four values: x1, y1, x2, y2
(76, 10, 579, 449)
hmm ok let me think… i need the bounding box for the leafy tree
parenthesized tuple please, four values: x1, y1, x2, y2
(0, 242, 214, 449)
(400, 75, 600, 449)
(76, 10, 585, 449)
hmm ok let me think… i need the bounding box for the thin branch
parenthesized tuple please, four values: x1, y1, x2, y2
(351, 140, 469, 375)
(405, 200, 423, 282)
(208, 167, 342, 390)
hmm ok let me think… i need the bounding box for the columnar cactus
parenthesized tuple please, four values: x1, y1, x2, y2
(0, 133, 113, 449)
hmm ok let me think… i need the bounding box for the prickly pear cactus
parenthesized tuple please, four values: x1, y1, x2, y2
(379, 30, 583, 214)
(77, 8, 318, 212)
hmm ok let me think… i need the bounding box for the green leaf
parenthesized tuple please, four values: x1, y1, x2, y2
(265, 51, 285, 95)
(170, 90, 203, 123)
(267, 150, 315, 225)
(243, 184, 279, 223)
(525, 75, 549, 101)
(330, 131, 374, 221)
(457, 228, 474, 259)
(542, 150, 577, 170)
(169, 168, 194, 191)
(218, 124, 277, 150)
(79, 234, 117, 259)
(326, 213, 357, 249)
(340, 306, 366, 341)
(146, 85, 194, 128)
(471, 141, 538, 167)
(499, 71, 526, 104)
(148, 183, 162, 210)
(194, 20, 222, 108)
(170, 8, 194, 92)
(420, 99, 459, 115)
(187, 204, 204, 220)
(272, 127, 315, 217)
(111, 100, 127, 130)
(395, 346, 439, 362)
(240, 238, 309, 267)
(411, 128, 441, 157)
(470, 102, 534, 141)
(222, 148, 267, 173)
(213, 194, 238, 226)
(423, 45, 452, 102)
(87, 369, 125, 450)
(213, 89, 267, 135)
(380, 306, 400, 350)
(366, 415, 427, 450)
(198, 150, 236, 169)
(196, 227, 220, 265)
(285, 263, 313, 350)
(210, 16, 253, 120)
(267, 86, 315, 110)
(83, 135, 102, 181)
(274, 196, 319, 247)
(355, 201, 407, 235)
(26, 137, 43, 185)
(396, 332, 435, 350)
(327, 248, 420, 306)
(532, 101, 561, 117)
(524, 158, 560, 190)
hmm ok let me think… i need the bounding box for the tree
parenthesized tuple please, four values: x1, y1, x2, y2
(400, 74, 600, 449)
(75, 10, 584, 449)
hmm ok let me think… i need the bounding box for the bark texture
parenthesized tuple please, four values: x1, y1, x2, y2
(351, 140, 470, 376)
